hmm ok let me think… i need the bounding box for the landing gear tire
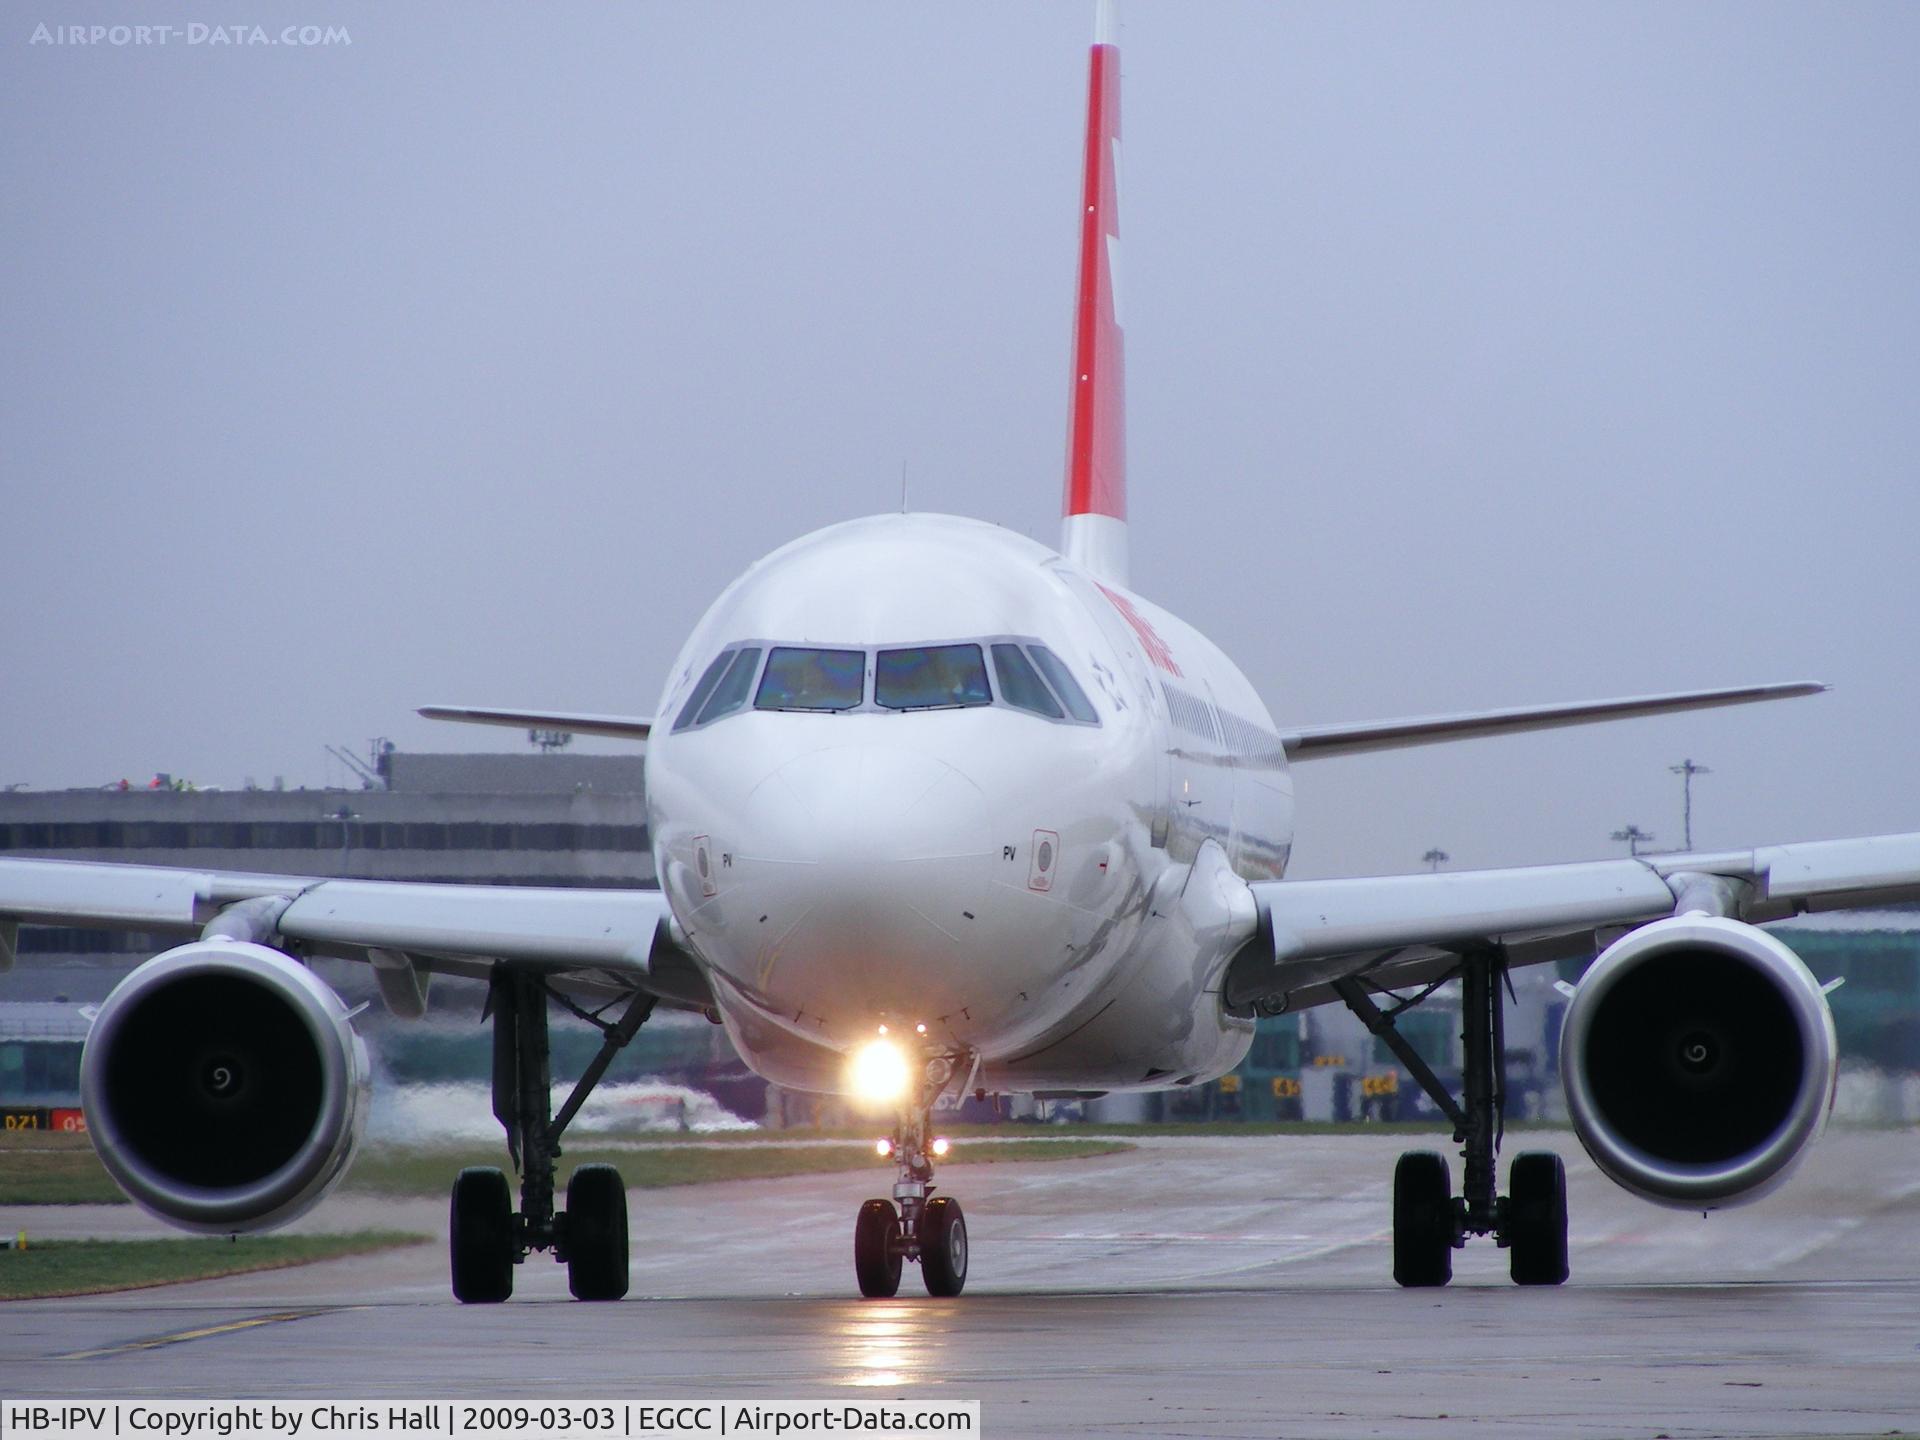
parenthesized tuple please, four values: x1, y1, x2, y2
(565, 1164, 630, 1301)
(1393, 1150, 1454, 1289)
(1507, 1151, 1569, 1287)
(920, 1196, 968, 1297)
(854, 1198, 903, 1298)
(450, 1166, 514, 1304)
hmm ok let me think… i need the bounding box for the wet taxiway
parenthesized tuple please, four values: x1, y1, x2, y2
(4, 1131, 1917, 1437)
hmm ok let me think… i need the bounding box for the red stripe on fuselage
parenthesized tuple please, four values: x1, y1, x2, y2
(1096, 581, 1181, 677)
(1064, 41, 1125, 522)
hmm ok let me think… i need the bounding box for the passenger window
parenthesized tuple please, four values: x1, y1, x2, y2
(1029, 645, 1100, 724)
(696, 646, 763, 724)
(991, 644, 1063, 719)
(876, 644, 992, 710)
(756, 647, 865, 711)
(673, 652, 735, 732)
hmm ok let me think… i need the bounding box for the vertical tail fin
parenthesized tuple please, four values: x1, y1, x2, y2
(1061, 0, 1129, 586)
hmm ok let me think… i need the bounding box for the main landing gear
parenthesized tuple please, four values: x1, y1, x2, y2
(1335, 947, 1570, 1289)
(854, 1091, 968, 1299)
(449, 967, 656, 1303)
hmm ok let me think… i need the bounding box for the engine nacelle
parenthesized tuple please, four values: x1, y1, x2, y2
(1560, 915, 1836, 1209)
(81, 939, 370, 1233)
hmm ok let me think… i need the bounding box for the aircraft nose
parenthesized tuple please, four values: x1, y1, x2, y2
(738, 745, 995, 1022)
(755, 746, 984, 863)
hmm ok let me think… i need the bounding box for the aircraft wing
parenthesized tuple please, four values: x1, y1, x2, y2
(1277, 681, 1824, 761)
(1227, 830, 1920, 1014)
(0, 857, 706, 1009)
(417, 706, 654, 741)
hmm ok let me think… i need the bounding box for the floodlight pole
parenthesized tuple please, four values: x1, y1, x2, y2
(1669, 758, 1711, 851)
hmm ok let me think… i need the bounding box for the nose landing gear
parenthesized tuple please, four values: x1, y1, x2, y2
(853, 1093, 968, 1298)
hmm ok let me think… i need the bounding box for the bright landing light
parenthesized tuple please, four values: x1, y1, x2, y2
(848, 1038, 911, 1106)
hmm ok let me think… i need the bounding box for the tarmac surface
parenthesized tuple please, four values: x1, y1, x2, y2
(4, 1130, 1918, 1438)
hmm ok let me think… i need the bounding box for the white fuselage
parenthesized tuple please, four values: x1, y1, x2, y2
(646, 513, 1294, 1096)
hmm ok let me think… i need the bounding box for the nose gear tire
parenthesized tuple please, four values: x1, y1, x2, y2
(920, 1195, 968, 1297)
(854, 1198, 903, 1298)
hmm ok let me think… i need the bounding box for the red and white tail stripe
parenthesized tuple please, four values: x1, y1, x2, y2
(1061, 0, 1128, 586)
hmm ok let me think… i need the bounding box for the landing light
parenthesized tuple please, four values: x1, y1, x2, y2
(875, 1139, 893, 1158)
(931, 1137, 951, 1159)
(849, 1038, 911, 1106)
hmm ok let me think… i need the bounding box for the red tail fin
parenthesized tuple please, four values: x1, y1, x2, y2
(1061, 0, 1128, 585)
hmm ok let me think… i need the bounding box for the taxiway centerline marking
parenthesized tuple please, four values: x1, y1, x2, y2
(59, 1308, 338, 1360)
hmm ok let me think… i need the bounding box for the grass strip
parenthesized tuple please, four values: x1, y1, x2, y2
(11, 1115, 1554, 1207)
(0, 1131, 1130, 1204)
(344, 1138, 1130, 1197)
(0, 1231, 427, 1301)
(0, 1136, 128, 1205)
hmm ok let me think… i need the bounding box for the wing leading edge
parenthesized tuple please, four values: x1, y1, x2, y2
(1278, 681, 1825, 761)
(417, 706, 654, 741)
(0, 856, 706, 1008)
(1227, 829, 1920, 1015)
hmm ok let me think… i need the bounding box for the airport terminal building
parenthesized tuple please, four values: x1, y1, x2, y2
(0, 750, 653, 994)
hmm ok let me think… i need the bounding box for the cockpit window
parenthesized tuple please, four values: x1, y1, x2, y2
(696, 646, 763, 725)
(675, 635, 1101, 731)
(876, 644, 992, 710)
(755, 646, 865, 711)
(1029, 645, 1100, 724)
(673, 652, 735, 732)
(990, 644, 1063, 719)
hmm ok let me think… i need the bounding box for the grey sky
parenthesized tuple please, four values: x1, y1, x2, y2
(3, 2, 1916, 880)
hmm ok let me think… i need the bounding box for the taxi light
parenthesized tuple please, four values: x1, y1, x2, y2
(848, 1038, 911, 1106)
(930, 1137, 951, 1158)
(875, 1139, 893, 1158)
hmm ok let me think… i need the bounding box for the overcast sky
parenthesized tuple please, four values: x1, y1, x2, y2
(3, 2, 1916, 879)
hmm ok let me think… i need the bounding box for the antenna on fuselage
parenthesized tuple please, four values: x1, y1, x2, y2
(900, 460, 908, 514)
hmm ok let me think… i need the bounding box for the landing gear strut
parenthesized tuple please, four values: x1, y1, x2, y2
(449, 967, 655, 1303)
(1336, 947, 1569, 1288)
(854, 1081, 968, 1298)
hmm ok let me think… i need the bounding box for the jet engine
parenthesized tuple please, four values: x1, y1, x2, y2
(1560, 914, 1836, 1208)
(80, 938, 370, 1233)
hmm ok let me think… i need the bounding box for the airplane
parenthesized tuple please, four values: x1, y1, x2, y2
(4, 1, 1919, 1304)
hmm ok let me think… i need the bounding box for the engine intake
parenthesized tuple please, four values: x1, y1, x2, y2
(81, 939, 370, 1232)
(1561, 915, 1836, 1208)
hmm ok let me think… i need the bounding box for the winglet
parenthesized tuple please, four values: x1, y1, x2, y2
(1061, 0, 1128, 586)
(417, 706, 653, 742)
